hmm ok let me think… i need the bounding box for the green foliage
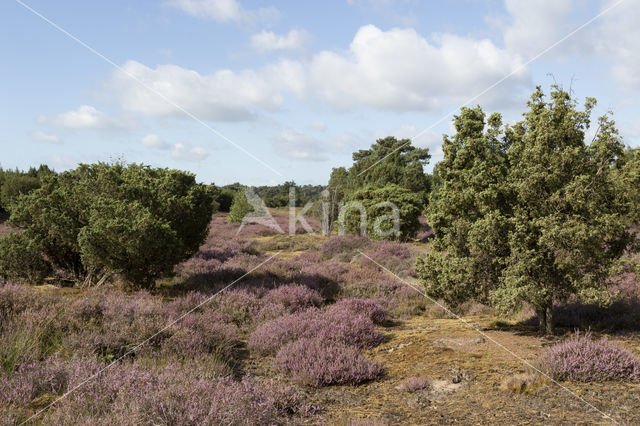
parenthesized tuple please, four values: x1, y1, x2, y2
(228, 189, 253, 223)
(0, 232, 51, 283)
(211, 186, 235, 212)
(317, 138, 430, 236)
(347, 136, 431, 205)
(253, 181, 324, 208)
(343, 184, 422, 241)
(0, 162, 214, 288)
(417, 86, 637, 333)
(0, 165, 53, 212)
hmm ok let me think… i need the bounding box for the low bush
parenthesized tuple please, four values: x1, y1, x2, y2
(0, 356, 68, 406)
(327, 298, 387, 325)
(275, 337, 382, 387)
(0, 232, 51, 283)
(1, 358, 316, 425)
(540, 331, 640, 382)
(263, 285, 324, 313)
(248, 307, 383, 355)
(396, 376, 430, 392)
(160, 311, 241, 362)
(319, 235, 370, 260)
(2, 162, 215, 288)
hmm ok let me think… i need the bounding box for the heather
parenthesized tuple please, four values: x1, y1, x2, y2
(1, 358, 316, 425)
(247, 306, 384, 355)
(2, 202, 636, 423)
(540, 331, 640, 382)
(396, 376, 430, 392)
(276, 337, 382, 386)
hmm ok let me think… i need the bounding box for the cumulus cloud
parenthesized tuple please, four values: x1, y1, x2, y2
(499, 0, 640, 92)
(141, 133, 171, 149)
(109, 25, 529, 118)
(140, 133, 208, 161)
(109, 60, 301, 121)
(29, 131, 60, 144)
(167, 0, 279, 25)
(251, 29, 309, 53)
(37, 105, 127, 130)
(306, 25, 530, 111)
(172, 143, 209, 161)
(273, 128, 327, 161)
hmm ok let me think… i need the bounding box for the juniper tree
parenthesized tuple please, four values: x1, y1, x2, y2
(417, 86, 637, 333)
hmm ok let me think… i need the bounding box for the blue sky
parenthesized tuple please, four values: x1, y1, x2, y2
(1, 0, 639, 185)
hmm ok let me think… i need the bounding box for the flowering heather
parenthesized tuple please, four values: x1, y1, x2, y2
(0, 308, 64, 374)
(0, 356, 68, 406)
(248, 307, 383, 355)
(320, 235, 370, 259)
(292, 251, 322, 265)
(366, 240, 411, 260)
(209, 289, 262, 327)
(161, 311, 241, 361)
(275, 337, 382, 387)
(540, 331, 640, 382)
(328, 298, 388, 325)
(263, 284, 324, 313)
(7, 358, 316, 425)
(0, 282, 52, 318)
(396, 376, 430, 392)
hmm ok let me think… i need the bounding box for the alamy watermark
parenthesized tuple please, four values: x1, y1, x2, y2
(236, 187, 400, 238)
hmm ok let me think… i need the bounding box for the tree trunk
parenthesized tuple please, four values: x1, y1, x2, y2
(545, 303, 554, 335)
(537, 302, 554, 334)
(537, 307, 546, 333)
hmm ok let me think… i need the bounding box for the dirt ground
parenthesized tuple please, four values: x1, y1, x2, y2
(246, 312, 640, 425)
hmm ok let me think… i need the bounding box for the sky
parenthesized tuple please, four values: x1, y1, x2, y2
(1, 0, 639, 186)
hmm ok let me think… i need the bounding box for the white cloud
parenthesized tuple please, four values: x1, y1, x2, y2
(141, 134, 208, 161)
(29, 131, 60, 144)
(274, 128, 327, 161)
(595, 0, 640, 91)
(168, 0, 279, 25)
(141, 134, 171, 149)
(110, 60, 298, 121)
(37, 105, 127, 130)
(108, 25, 530, 118)
(308, 120, 327, 132)
(306, 25, 530, 111)
(501, 0, 582, 59)
(251, 29, 309, 53)
(172, 143, 209, 161)
(499, 0, 640, 93)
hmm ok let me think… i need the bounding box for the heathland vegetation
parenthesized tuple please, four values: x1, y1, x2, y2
(0, 86, 639, 424)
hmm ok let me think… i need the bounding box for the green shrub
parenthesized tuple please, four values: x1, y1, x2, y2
(0, 232, 51, 283)
(0, 162, 214, 288)
(342, 184, 422, 241)
(0, 174, 40, 211)
(214, 188, 235, 212)
(228, 189, 253, 224)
